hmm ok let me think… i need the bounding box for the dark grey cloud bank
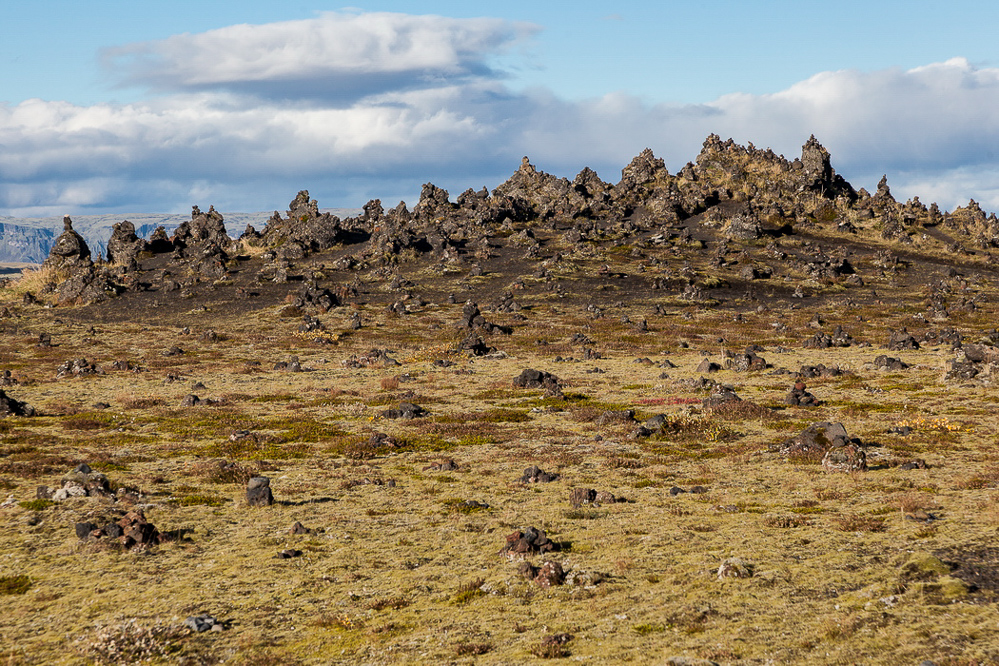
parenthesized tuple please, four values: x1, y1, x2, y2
(2, 11, 998, 217)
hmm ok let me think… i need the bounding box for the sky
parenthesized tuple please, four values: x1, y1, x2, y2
(3, 1, 999, 216)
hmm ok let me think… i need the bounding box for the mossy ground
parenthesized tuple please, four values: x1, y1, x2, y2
(2, 220, 999, 664)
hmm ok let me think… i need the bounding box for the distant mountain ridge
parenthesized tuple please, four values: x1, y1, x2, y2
(0, 209, 360, 264)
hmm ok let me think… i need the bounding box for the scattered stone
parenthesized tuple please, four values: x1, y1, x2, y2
(717, 557, 754, 579)
(695, 359, 721, 373)
(423, 459, 459, 471)
(512, 368, 562, 394)
(341, 349, 399, 368)
(874, 355, 909, 371)
(888, 328, 920, 351)
(898, 459, 929, 471)
(75, 522, 98, 539)
(501, 527, 556, 558)
(180, 394, 201, 407)
(381, 402, 426, 419)
(185, 615, 224, 633)
(246, 476, 274, 507)
(822, 444, 867, 473)
(55, 358, 102, 378)
(290, 521, 313, 535)
(570, 488, 597, 507)
(521, 466, 559, 483)
(726, 351, 768, 372)
(784, 381, 820, 406)
(802, 332, 832, 349)
(774, 421, 855, 457)
(797, 364, 845, 379)
(367, 432, 400, 449)
(118, 510, 161, 548)
(533, 561, 565, 588)
(702, 385, 741, 409)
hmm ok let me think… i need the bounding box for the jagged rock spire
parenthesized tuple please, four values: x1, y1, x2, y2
(43, 215, 92, 270)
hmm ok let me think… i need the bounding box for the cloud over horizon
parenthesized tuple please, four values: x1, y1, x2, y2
(3, 12, 999, 217)
(101, 11, 540, 103)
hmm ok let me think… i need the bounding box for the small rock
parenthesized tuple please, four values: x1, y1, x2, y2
(181, 394, 201, 407)
(570, 488, 597, 507)
(533, 561, 565, 588)
(500, 526, 556, 558)
(75, 522, 98, 539)
(822, 444, 867, 473)
(521, 466, 559, 483)
(185, 615, 222, 633)
(290, 521, 313, 535)
(718, 557, 754, 579)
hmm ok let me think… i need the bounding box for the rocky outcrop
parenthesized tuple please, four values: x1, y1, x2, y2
(106, 220, 145, 265)
(258, 191, 345, 257)
(42, 216, 91, 271)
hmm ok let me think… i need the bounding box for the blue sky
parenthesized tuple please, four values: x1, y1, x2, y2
(3, 1, 999, 216)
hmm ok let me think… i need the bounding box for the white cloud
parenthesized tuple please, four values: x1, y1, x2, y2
(4, 12, 999, 215)
(102, 11, 540, 101)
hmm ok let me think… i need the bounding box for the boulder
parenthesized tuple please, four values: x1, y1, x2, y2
(246, 476, 274, 507)
(521, 466, 559, 483)
(774, 422, 852, 457)
(570, 488, 597, 507)
(0, 390, 34, 417)
(512, 369, 561, 393)
(888, 329, 920, 351)
(500, 526, 556, 558)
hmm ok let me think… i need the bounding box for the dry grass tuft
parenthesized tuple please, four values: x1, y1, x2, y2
(80, 618, 184, 664)
(831, 514, 887, 532)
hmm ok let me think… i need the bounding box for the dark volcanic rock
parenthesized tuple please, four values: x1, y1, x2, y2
(888, 329, 920, 351)
(874, 355, 909, 371)
(784, 381, 820, 407)
(774, 421, 854, 457)
(43, 216, 91, 271)
(512, 368, 561, 393)
(106, 220, 145, 264)
(702, 386, 741, 408)
(0, 390, 34, 417)
(500, 526, 556, 558)
(570, 488, 597, 507)
(726, 352, 768, 372)
(521, 466, 559, 483)
(55, 265, 124, 305)
(381, 402, 427, 419)
(246, 476, 274, 507)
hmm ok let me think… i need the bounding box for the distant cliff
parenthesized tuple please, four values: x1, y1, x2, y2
(0, 210, 359, 264)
